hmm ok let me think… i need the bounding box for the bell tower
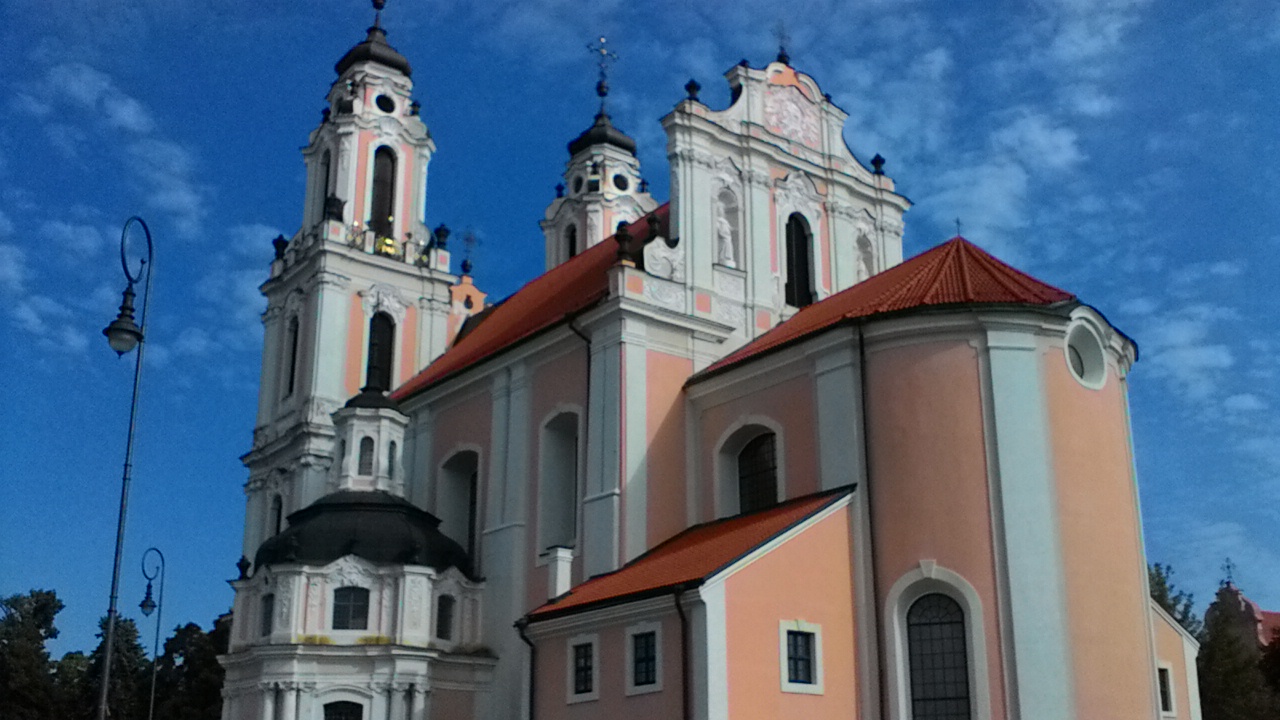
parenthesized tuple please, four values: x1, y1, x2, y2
(239, 1, 484, 567)
(541, 37, 657, 270)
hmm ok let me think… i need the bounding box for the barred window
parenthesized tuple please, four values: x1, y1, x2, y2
(333, 586, 370, 630)
(632, 631, 657, 686)
(358, 437, 375, 476)
(907, 593, 971, 720)
(573, 642, 594, 694)
(786, 630, 815, 684)
(737, 433, 778, 513)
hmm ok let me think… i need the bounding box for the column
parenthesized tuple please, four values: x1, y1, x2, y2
(260, 682, 276, 720)
(410, 686, 428, 720)
(389, 683, 409, 720)
(280, 682, 298, 720)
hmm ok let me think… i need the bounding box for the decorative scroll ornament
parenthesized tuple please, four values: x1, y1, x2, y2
(774, 172, 823, 220)
(360, 283, 408, 322)
(329, 556, 374, 588)
(642, 276, 685, 311)
(764, 86, 820, 148)
(643, 237, 685, 282)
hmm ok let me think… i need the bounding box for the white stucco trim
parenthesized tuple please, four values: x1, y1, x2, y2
(779, 619, 824, 694)
(1156, 661, 1177, 717)
(883, 562, 992, 720)
(624, 620, 664, 696)
(711, 414, 787, 518)
(701, 581, 729, 719)
(565, 632, 601, 704)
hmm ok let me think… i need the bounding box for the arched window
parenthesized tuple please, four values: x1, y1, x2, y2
(260, 593, 275, 637)
(284, 316, 300, 397)
(358, 437, 375, 476)
(270, 494, 283, 536)
(320, 150, 332, 197)
(365, 312, 395, 391)
(907, 594, 971, 720)
(324, 701, 363, 720)
(565, 224, 578, 259)
(737, 433, 778, 514)
(387, 441, 397, 481)
(439, 451, 480, 560)
(436, 594, 456, 641)
(332, 587, 370, 630)
(370, 147, 396, 238)
(539, 412, 580, 550)
(784, 213, 814, 307)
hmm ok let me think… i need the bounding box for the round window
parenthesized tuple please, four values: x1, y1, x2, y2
(375, 94, 396, 113)
(573, 176, 584, 194)
(1064, 322, 1106, 389)
(613, 174, 629, 191)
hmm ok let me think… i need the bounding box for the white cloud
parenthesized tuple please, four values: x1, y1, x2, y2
(126, 138, 205, 237)
(1223, 393, 1267, 412)
(0, 243, 28, 295)
(39, 220, 107, 256)
(229, 223, 286, 258)
(991, 112, 1084, 172)
(1140, 304, 1239, 400)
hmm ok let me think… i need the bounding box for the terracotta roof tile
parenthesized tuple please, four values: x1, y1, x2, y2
(392, 205, 669, 400)
(527, 488, 850, 621)
(698, 236, 1075, 378)
(1260, 610, 1280, 646)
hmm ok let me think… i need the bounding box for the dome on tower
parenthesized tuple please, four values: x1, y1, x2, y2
(254, 490, 475, 578)
(335, 24, 412, 78)
(568, 112, 637, 156)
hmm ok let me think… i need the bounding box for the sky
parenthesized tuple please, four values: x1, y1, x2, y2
(1, 0, 1277, 657)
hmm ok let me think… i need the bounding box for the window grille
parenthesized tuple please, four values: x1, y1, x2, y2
(786, 630, 815, 684)
(737, 433, 778, 513)
(573, 642, 594, 694)
(632, 631, 657, 686)
(332, 587, 370, 630)
(358, 437, 375, 476)
(907, 593, 971, 720)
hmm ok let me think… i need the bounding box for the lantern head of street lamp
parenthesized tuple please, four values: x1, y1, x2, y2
(139, 580, 156, 617)
(103, 284, 144, 356)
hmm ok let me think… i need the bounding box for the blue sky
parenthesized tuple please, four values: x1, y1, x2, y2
(2, 0, 1277, 656)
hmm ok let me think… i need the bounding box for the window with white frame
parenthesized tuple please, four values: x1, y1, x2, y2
(332, 586, 370, 631)
(435, 594, 455, 641)
(907, 593, 970, 719)
(260, 593, 274, 637)
(779, 620, 823, 694)
(738, 433, 779, 514)
(1157, 665, 1175, 715)
(625, 622, 663, 695)
(566, 634, 599, 703)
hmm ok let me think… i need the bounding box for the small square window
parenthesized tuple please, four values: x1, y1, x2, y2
(333, 586, 369, 631)
(573, 643, 593, 694)
(779, 620, 824, 694)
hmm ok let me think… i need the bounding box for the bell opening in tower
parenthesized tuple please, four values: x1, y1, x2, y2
(371, 147, 396, 238)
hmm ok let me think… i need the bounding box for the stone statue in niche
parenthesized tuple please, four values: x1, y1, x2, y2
(714, 193, 738, 268)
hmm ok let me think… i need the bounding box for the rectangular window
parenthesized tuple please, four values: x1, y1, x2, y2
(332, 587, 370, 631)
(1158, 667, 1173, 713)
(573, 643, 594, 694)
(260, 594, 275, 637)
(632, 631, 657, 687)
(787, 630, 815, 684)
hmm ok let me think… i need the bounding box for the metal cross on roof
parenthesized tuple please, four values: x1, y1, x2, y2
(773, 20, 791, 64)
(955, 218, 963, 237)
(588, 36, 619, 111)
(1223, 557, 1236, 584)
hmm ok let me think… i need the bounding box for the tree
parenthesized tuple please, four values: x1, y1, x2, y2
(53, 651, 91, 720)
(1149, 563, 1204, 639)
(0, 589, 63, 720)
(82, 615, 151, 720)
(1261, 627, 1280, 698)
(153, 622, 224, 720)
(1198, 598, 1280, 720)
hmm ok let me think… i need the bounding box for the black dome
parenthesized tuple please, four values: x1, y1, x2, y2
(568, 112, 637, 156)
(335, 25, 412, 78)
(344, 387, 402, 411)
(254, 491, 475, 578)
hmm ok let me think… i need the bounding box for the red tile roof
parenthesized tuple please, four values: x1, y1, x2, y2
(391, 205, 669, 400)
(699, 236, 1075, 378)
(527, 488, 850, 621)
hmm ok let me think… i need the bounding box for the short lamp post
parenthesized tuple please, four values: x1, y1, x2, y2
(97, 216, 155, 720)
(139, 547, 165, 720)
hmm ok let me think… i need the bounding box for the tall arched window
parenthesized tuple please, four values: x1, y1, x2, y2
(565, 224, 578, 259)
(365, 312, 395, 391)
(332, 587, 370, 630)
(370, 147, 396, 237)
(320, 149, 332, 197)
(270, 494, 283, 536)
(538, 412, 580, 550)
(737, 433, 778, 513)
(358, 437, 375, 476)
(435, 594, 456, 641)
(439, 451, 480, 560)
(907, 594, 971, 720)
(284, 316, 300, 397)
(324, 702, 363, 720)
(784, 213, 814, 307)
(387, 441, 397, 481)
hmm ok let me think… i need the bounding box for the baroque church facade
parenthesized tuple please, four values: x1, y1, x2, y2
(218, 9, 1202, 720)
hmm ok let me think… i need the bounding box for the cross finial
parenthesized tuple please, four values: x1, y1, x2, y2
(1223, 557, 1237, 585)
(773, 21, 791, 64)
(955, 218, 963, 237)
(588, 36, 619, 114)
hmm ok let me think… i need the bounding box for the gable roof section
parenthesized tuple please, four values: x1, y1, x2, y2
(697, 236, 1075, 379)
(392, 205, 669, 400)
(527, 487, 851, 621)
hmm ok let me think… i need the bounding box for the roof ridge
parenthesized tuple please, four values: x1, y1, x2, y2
(959, 238, 1074, 302)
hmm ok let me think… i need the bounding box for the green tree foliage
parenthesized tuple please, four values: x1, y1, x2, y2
(1198, 601, 1280, 720)
(153, 622, 224, 720)
(82, 615, 152, 720)
(52, 651, 90, 719)
(1261, 627, 1280, 698)
(1149, 563, 1204, 639)
(0, 589, 64, 720)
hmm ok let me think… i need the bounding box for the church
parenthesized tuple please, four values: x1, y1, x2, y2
(217, 6, 1203, 720)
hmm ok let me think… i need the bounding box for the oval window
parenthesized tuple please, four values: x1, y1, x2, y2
(375, 94, 396, 113)
(573, 176, 584, 194)
(613, 174, 629, 191)
(1065, 322, 1106, 389)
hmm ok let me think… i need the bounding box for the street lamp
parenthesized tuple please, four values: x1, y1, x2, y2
(139, 547, 165, 720)
(97, 216, 155, 720)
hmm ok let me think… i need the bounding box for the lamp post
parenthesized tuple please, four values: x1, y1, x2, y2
(97, 216, 154, 720)
(139, 547, 165, 720)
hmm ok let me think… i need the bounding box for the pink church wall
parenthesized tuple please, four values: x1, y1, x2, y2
(695, 373, 819, 523)
(723, 506, 857, 718)
(399, 304, 417, 385)
(354, 130, 371, 225)
(524, 347, 589, 611)
(430, 388, 493, 538)
(533, 613, 684, 720)
(344, 293, 365, 397)
(1153, 608, 1195, 720)
(430, 688, 474, 720)
(863, 338, 1007, 718)
(1044, 351, 1156, 719)
(646, 350, 691, 548)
